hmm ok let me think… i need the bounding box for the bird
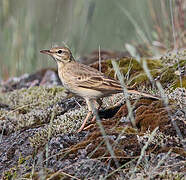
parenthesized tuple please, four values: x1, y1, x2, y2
(40, 47, 159, 132)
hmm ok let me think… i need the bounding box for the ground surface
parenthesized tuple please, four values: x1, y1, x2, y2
(0, 49, 185, 179)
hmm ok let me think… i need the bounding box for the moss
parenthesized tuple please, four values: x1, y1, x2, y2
(23, 168, 54, 179)
(59, 127, 140, 162)
(0, 49, 185, 179)
(118, 58, 142, 73)
(135, 100, 171, 132)
(159, 59, 186, 89)
(173, 59, 186, 68)
(129, 69, 160, 86)
(172, 76, 186, 89)
(2, 167, 17, 180)
(160, 67, 176, 84)
(141, 58, 163, 69)
(18, 154, 26, 165)
(105, 59, 114, 68)
(118, 58, 163, 71)
(115, 126, 137, 134)
(104, 58, 163, 79)
(91, 50, 185, 89)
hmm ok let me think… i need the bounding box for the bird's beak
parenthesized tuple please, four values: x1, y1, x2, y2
(40, 49, 52, 55)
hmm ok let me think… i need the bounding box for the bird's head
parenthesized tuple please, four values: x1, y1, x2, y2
(40, 47, 74, 63)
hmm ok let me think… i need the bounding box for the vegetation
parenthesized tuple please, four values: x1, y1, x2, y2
(0, 0, 185, 179)
(0, 0, 185, 79)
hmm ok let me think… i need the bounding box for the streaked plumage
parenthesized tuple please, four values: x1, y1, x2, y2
(40, 47, 159, 132)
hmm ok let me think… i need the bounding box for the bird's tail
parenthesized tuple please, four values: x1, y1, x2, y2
(127, 89, 160, 100)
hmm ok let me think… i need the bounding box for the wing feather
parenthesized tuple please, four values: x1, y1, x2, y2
(65, 62, 122, 92)
(62, 62, 159, 100)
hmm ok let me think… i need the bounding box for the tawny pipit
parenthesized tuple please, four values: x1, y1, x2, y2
(40, 47, 158, 132)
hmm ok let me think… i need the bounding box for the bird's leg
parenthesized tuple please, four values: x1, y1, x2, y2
(77, 111, 92, 132)
(77, 99, 93, 132)
(91, 98, 102, 122)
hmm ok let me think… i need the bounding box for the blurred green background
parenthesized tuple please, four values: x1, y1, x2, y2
(0, 0, 185, 79)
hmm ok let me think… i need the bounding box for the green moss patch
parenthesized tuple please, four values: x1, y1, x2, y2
(91, 50, 186, 89)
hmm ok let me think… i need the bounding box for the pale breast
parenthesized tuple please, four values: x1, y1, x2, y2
(58, 68, 72, 90)
(72, 86, 104, 99)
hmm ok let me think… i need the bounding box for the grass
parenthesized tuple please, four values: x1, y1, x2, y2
(1, 0, 185, 80)
(0, 0, 185, 179)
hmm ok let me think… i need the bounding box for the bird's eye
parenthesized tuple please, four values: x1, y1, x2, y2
(58, 50, 63, 54)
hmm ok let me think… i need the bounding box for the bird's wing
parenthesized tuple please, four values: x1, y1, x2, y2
(64, 62, 159, 100)
(67, 62, 122, 92)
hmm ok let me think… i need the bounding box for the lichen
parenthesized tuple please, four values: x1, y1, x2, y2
(0, 49, 185, 179)
(29, 106, 88, 148)
(160, 49, 186, 64)
(0, 86, 67, 134)
(101, 93, 125, 109)
(0, 86, 66, 112)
